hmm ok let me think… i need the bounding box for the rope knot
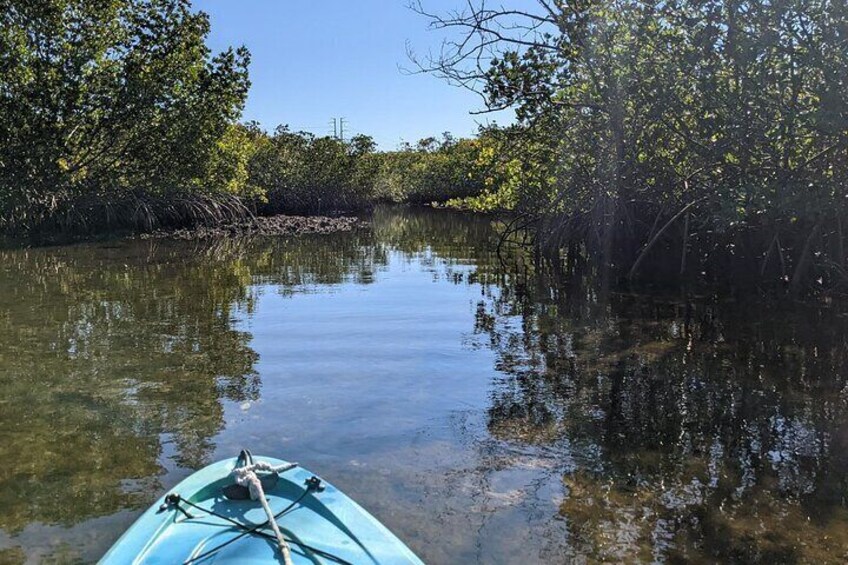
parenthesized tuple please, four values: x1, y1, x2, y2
(230, 460, 298, 565)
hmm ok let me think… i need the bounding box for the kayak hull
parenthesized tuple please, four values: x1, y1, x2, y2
(100, 456, 423, 564)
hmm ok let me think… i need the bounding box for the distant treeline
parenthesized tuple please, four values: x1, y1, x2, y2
(222, 124, 494, 216)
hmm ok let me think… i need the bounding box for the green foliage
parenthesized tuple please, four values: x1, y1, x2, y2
(445, 126, 553, 212)
(240, 127, 493, 214)
(201, 123, 266, 200)
(419, 0, 848, 290)
(247, 128, 379, 214)
(376, 134, 489, 205)
(0, 0, 250, 233)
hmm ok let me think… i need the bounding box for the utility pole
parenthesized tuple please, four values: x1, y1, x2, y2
(328, 117, 347, 141)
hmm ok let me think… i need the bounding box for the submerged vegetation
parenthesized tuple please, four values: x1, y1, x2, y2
(478, 278, 848, 562)
(5, 207, 845, 561)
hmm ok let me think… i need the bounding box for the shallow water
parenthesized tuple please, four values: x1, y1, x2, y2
(1, 207, 847, 564)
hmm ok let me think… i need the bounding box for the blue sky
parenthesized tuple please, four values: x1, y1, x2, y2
(193, 1, 514, 150)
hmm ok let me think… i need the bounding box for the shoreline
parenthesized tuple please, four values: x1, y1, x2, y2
(137, 214, 370, 240)
(1, 214, 372, 248)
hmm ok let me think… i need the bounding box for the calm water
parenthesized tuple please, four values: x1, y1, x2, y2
(1, 207, 847, 564)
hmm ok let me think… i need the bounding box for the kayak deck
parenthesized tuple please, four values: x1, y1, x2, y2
(100, 456, 423, 564)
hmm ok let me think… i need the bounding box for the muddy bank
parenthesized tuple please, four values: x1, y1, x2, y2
(139, 214, 369, 240)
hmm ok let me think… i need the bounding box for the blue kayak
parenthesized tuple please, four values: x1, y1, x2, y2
(100, 451, 424, 564)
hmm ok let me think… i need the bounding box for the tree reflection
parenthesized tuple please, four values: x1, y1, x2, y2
(475, 268, 848, 561)
(3, 207, 846, 562)
(0, 231, 386, 533)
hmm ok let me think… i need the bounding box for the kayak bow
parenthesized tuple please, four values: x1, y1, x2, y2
(100, 451, 424, 564)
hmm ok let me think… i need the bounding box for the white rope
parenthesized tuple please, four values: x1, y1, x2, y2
(232, 461, 298, 565)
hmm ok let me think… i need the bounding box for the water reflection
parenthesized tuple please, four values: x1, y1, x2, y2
(476, 276, 848, 561)
(0, 207, 846, 563)
(0, 232, 386, 539)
